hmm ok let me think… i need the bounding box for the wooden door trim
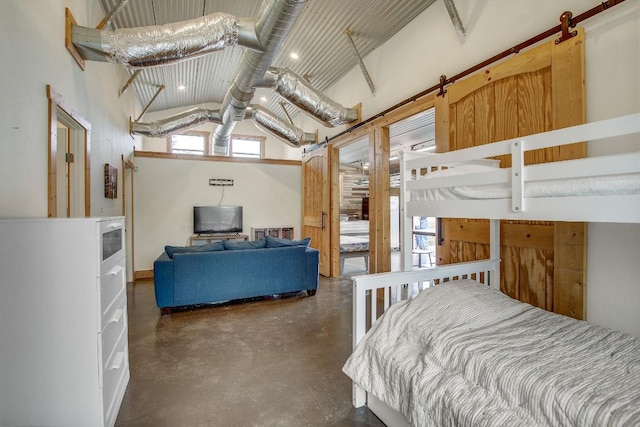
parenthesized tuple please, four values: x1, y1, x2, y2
(47, 85, 91, 217)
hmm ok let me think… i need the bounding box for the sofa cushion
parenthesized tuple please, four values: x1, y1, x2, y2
(165, 241, 225, 258)
(223, 239, 267, 250)
(265, 236, 311, 248)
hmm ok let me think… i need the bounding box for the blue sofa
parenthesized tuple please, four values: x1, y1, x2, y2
(153, 238, 319, 312)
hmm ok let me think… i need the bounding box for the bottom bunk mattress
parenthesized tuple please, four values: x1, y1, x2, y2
(343, 280, 640, 426)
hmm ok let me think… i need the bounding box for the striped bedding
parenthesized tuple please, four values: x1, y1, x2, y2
(343, 280, 640, 426)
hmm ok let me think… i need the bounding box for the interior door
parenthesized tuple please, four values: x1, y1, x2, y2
(56, 124, 70, 217)
(302, 145, 330, 276)
(435, 29, 586, 319)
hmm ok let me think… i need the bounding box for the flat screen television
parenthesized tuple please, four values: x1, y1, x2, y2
(193, 205, 243, 234)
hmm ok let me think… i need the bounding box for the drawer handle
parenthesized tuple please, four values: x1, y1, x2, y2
(108, 265, 123, 276)
(108, 309, 124, 324)
(109, 352, 125, 370)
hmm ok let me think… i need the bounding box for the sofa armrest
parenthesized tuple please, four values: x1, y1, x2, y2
(305, 247, 320, 290)
(153, 252, 174, 308)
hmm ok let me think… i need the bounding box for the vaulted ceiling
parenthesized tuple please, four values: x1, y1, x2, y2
(97, 0, 436, 119)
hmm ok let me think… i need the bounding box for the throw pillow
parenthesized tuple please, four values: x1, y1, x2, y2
(223, 239, 267, 250)
(165, 241, 225, 258)
(265, 236, 311, 248)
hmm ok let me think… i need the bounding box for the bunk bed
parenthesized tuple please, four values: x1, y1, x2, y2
(342, 113, 640, 426)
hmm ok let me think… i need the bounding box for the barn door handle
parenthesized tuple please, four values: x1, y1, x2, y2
(321, 211, 327, 230)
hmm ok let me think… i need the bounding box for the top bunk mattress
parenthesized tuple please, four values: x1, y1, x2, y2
(411, 166, 640, 201)
(343, 280, 640, 426)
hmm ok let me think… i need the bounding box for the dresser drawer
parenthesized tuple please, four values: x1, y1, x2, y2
(100, 258, 126, 328)
(101, 292, 127, 365)
(102, 331, 129, 427)
(100, 219, 125, 276)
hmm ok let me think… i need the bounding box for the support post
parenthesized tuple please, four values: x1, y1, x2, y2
(120, 70, 141, 96)
(343, 28, 376, 95)
(96, 0, 130, 30)
(489, 219, 500, 290)
(442, 0, 467, 43)
(135, 85, 165, 122)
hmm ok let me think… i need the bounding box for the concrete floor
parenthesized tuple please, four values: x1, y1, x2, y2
(115, 275, 385, 427)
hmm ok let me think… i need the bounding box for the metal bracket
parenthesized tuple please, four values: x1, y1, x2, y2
(437, 75, 447, 97)
(555, 11, 577, 44)
(209, 179, 234, 186)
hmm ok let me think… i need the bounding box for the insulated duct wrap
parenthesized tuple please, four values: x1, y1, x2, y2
(100, 13, 241, 68)
(249, 105, 316, 148)
(212, 0, 308, 153)
(131, 108, 223, 137)
(266, 67, 358, 127)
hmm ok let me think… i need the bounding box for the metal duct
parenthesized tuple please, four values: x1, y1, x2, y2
(130, 108, 224, 138)
(71, 13, 261, 68)
(260, 67, 358, 127)
(213, 0, 308, 155)
(248, 105, 316, 148)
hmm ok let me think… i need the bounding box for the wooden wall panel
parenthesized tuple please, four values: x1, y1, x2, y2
(501, 246, 519, 299)
(518, 247, 549, 308)
(369, 127, 391, 273)
(518, 69, 552, 165)
(550, 29, 586, 319)
(474, 85, 495, 147)
(435, 31, 585, 319)
(494, 77, 518, 168)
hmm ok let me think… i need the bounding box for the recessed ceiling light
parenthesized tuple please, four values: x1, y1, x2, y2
(260, 96, 267, 102)
(290, 52, 299, 60)
(177, 84, 186, 90)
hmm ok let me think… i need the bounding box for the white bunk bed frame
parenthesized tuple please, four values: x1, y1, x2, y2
(349, 113, 640, 427)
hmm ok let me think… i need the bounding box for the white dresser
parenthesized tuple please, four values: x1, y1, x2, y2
(0, 217, 129, 427)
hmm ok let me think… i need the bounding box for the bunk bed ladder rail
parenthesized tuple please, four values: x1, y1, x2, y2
(511, 140, 524, 213)
(351, 258, 500, 408)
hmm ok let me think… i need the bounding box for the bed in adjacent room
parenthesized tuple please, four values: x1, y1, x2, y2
(340, 220, 369, 274)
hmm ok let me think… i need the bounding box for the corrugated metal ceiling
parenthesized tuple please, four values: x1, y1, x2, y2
(339, 108, 435, 166)
(98, 0, 436, 118)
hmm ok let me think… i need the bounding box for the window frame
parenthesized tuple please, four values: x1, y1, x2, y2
(230, 134, 265, 159)
(166, 130, 211, 156)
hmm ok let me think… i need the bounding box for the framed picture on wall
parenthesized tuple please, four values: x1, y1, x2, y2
(104, 163, 117, 199)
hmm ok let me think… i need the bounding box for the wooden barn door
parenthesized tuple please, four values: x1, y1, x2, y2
(302, 145, 331, 277)
(435, 29, 586, 319)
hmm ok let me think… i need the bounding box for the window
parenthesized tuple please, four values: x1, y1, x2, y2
(167, 131, 210, 155)
(230, 135, 265, 159)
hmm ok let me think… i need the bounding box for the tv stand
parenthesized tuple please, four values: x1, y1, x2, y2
(189, 233, 249, 246)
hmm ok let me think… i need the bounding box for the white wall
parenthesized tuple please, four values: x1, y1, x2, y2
(134, 156, 301, 270)
(304, 0, 640, 336)
(0, 0, 140, 218)
(139, 103, 302, 160)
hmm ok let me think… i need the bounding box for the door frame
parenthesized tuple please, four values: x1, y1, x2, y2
(122, 155, 136, 282)
(47, 85, 91, 218)
(330, 94, 437, 276)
